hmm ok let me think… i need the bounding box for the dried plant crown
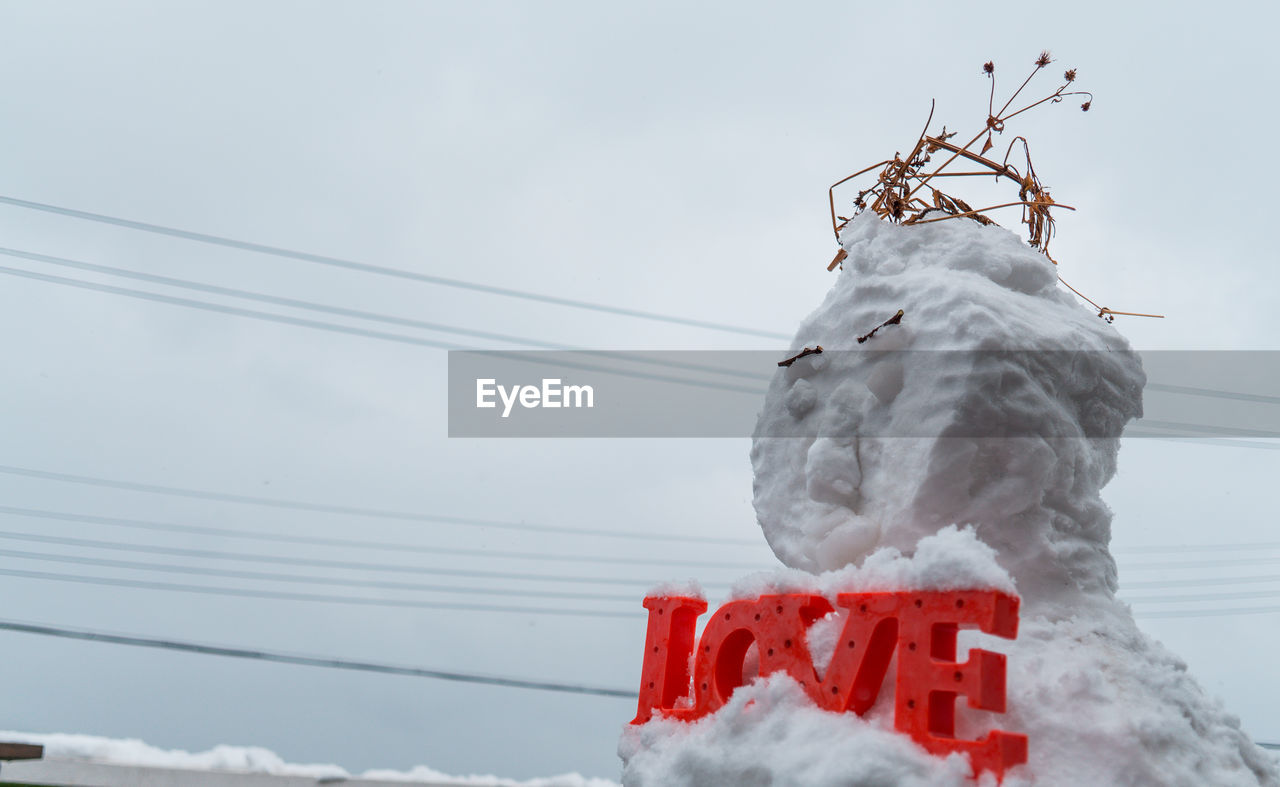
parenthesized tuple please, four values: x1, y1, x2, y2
(826, 54, 1161, 321)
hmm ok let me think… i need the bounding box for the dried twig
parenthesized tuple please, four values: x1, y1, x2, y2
(824, 53, 1154, 321)
(856, 309, 905, 344)
(778, 346, 824, 367)
(1057, 275, 1164, 321)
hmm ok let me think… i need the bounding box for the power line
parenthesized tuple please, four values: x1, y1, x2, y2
(0, 613, 1272, 719)
(0, 469, 1271, 573)
(0, 261, 769, 397)
(20, 242, 1280, 404)
(0, 468, 1271, 573)
(8, 463, 1272, 559)
(0, 504, 769, 571)
(9, 198, 1280, 399)
(1133, 420, 1280, 439)
(9, 260, 1279, 436)
(1121, 574, 1280, 590)
(30, 244, 1280, 404)
(13, 528, 1278, 621)
(7, 222, 1280, 414)
(0, 245, 771, 384)
(1116, 542, 1280, 555)
(0, 464, 760, 546)
(25, 241, 1280, 405)
(0, 618, 638, 698)
(1121, 555, 1280, 571)
(1135, 604, 1280, 619)
(0, 527, 708, 588)
(1145, 382, 1280, 407)
(0, 545, 644, 603)
(0, 245, 527, 345)
(46, 537, 1280, 611)
(10, 511, 1280, 596)
(0, 566, 643, 619)
(0, 261, 460, 348)
(0, 194, 789, 340)
(1124, 588, 1280, 605)
(0, 614, 1275, 714)
(5, 222, 1276, 404)
(11, 256, 1280, 438)
(1121, 433, 1280, 451)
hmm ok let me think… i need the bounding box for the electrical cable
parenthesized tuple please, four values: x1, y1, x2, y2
(0, 194, 789, 340)
(0, 567, 643, 619)
(0, 618, 638, 698)
(1117, 542, 1280, 555)
(0, 262, 769, 397)
(1121, 574, 1280, 590)
(0, 464, 760, 546)
(1121, 555, 1280, 571)
(0, 504, 770, 571)
(0, 527, 704, 588)
(1134, 604, 1280, 619)
(1124, 588, 1280, 605)
(0, 245, 772, 384)
(7, 262, 1279, 440)
(0, 545, 645, 603)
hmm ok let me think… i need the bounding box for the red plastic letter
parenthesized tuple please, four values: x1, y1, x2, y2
(889, 590, 1027, 779)
(632, 595, 706, 724)
(807, 593, 901, 715)
(631, 589, 1027, 781)
(683, 594, 833, 718)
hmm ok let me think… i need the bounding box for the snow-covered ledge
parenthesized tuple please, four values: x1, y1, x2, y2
(0, 731, 617, 787)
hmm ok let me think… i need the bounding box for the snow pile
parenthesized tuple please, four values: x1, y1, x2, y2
(0, 731, 617, 786)
(0, 731, 347, 779)
(619, 215, 1279, 785)
(643, 579, 707, 600)
(361, 765, 617, 787)
(620, 527, 1010, 787)
(725, 523, 1014, 601)
(621, 673, 977, 787)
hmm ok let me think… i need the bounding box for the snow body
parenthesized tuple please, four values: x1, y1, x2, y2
(619, 215, 1279, 786)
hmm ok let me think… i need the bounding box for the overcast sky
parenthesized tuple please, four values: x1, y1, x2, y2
(1, 1, 1278, 780)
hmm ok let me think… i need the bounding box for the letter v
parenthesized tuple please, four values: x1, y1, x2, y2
(790, 593, 900, 715)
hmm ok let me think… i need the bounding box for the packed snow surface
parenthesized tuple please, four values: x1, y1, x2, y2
(620, 215, 1279, 786)
(0, 731, 618, 786)
(751, 213, 1144, 598)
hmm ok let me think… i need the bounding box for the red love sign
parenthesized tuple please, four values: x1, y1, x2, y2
(631, 590, 1027, 780)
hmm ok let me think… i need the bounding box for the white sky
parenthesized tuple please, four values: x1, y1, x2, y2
(0, 1, 1277, 780)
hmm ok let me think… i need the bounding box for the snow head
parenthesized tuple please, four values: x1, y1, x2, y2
(751, 214, 1143, 609)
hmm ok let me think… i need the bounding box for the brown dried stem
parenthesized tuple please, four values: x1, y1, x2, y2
(778, 346, 824, 367)
(822, 53, 1159, 320)
(856, 309, 905, 344)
